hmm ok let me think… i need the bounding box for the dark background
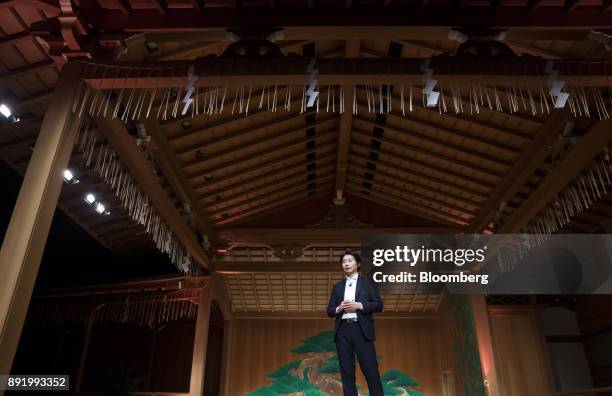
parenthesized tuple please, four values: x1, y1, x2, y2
(0, 159, 178, 289)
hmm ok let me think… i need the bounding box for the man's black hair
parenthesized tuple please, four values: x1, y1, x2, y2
(340, 249, 362, 269)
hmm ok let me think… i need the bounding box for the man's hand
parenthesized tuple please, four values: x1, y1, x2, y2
(339, 300, 362, 313)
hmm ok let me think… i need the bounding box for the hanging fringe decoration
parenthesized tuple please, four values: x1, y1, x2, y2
(75, 119, 198, 276)
(73, 60, 612, 121)
(25, 288, 202, 329)
(513, 147, 611, 246)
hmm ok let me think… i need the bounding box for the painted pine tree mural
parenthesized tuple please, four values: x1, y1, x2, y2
(246, 330, 426, 395)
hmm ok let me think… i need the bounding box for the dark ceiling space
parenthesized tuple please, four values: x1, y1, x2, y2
(0, 159, 179, 290)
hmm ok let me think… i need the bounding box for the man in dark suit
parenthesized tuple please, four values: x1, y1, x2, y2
(327, 250, 384, 396)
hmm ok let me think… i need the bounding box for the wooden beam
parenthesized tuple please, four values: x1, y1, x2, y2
(350, 139, 496, 191)
(216, 261, 339, 273)
(355, 112, 515, 168)
(190, 0, 205, 12)
(92, 117, 211, 271)
(0, 32, 32, 48)
(116, 0, 132, 14)
(348, 157, 487, 201)
(205, 163, 336, 209)
(83, 58, 612, 89)
(0, 62, 82, 379)
(349, 162, 480, 210)
(345, 175, 474, 219)
(186, 129, 337, 181)
(218, 226, 460, 246)
(215, 189, 331, 226)
(169, 85, 304, 149)
(335, 39, 360, 198)
(499, 116, 612, 233)
(146, 120, 220, 246)
(0, 0, 59, 13)
(352, 127, 504, 180)
(191, 140, 337, 192)
(355, 87, 530, 150)
(119, 27, 598, 43)
(467, 111, 571, 233)
(199, 151, 335, 200)
(0, 60, 56, 83)
(213, 181, 334, 224)
(152, 0, 168, 14)
(190, 280, 211, 395)
(180, 115, 337, 171)
(345, 180, 470, 226)
(210, 173, 335, 217)
(505, 40, 571, 59)
(200, 155, 335, 203)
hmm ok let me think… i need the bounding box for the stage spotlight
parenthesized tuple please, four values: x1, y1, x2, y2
(0, 103, 20, 123)
(95, 202, 106, 214)
(0, 104, 11, 118)
(85, 193, 96, 205)
(63, 169, 79, 184)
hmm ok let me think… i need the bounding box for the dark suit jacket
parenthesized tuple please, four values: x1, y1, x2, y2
(326, 274, 383, 342)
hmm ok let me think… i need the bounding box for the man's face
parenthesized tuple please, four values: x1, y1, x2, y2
(342, 254, 359, 276)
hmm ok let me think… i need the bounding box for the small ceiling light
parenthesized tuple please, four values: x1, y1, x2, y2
(0, 103, 19, 123)
(0, 104, 12, 118)
(95, 202, 106, 214)
(63, 169, 79, 184)
(85, 193, 96, 205)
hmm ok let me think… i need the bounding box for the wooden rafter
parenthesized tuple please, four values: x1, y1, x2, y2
(209, 172, 335, 217)
(355, 85, 533, 144)
(0, 60, 56, 83)
(347, 160, 482, 208)
(197, 150, 337, 198)
(218, 227, 460, 246)
(350, 139, 495, 191)
(346, 172, 477, 216)
(0, 0, 59, 13)
(499, 118, 612, 233)
(345, 187, 467, 226)
(186, 129, 338, 181)
(335, 39, 360, 199)
(352, 127, 504, 180)
(202, 161, 336, 207)
(145, 120, 220, 245)
(169, 86, 314, 150)
(191, 140, 338, 191)
(74, 7, 612, 30)
(215, 189, 332, 226)
(348, 153, 488, 199)
(354, 113, 515, 167)
(467, 111, 572, 233)
(92, 116, 211, 271)
(179, 114, 337, 170)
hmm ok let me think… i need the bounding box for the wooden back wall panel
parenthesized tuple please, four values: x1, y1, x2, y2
(227, 318, 445, 395)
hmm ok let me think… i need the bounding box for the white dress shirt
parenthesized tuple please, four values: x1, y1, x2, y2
(336, 273, 363, 319)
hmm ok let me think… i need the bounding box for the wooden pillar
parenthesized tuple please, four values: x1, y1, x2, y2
(219, 319, 233, 396)
(0, 62, 83, 380)
(189, 281, 212, 396)
(73, 305, 98, 395)
(471, 295, 501, 396)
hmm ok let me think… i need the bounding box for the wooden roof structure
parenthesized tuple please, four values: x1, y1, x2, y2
(1, 1, 612, 315)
